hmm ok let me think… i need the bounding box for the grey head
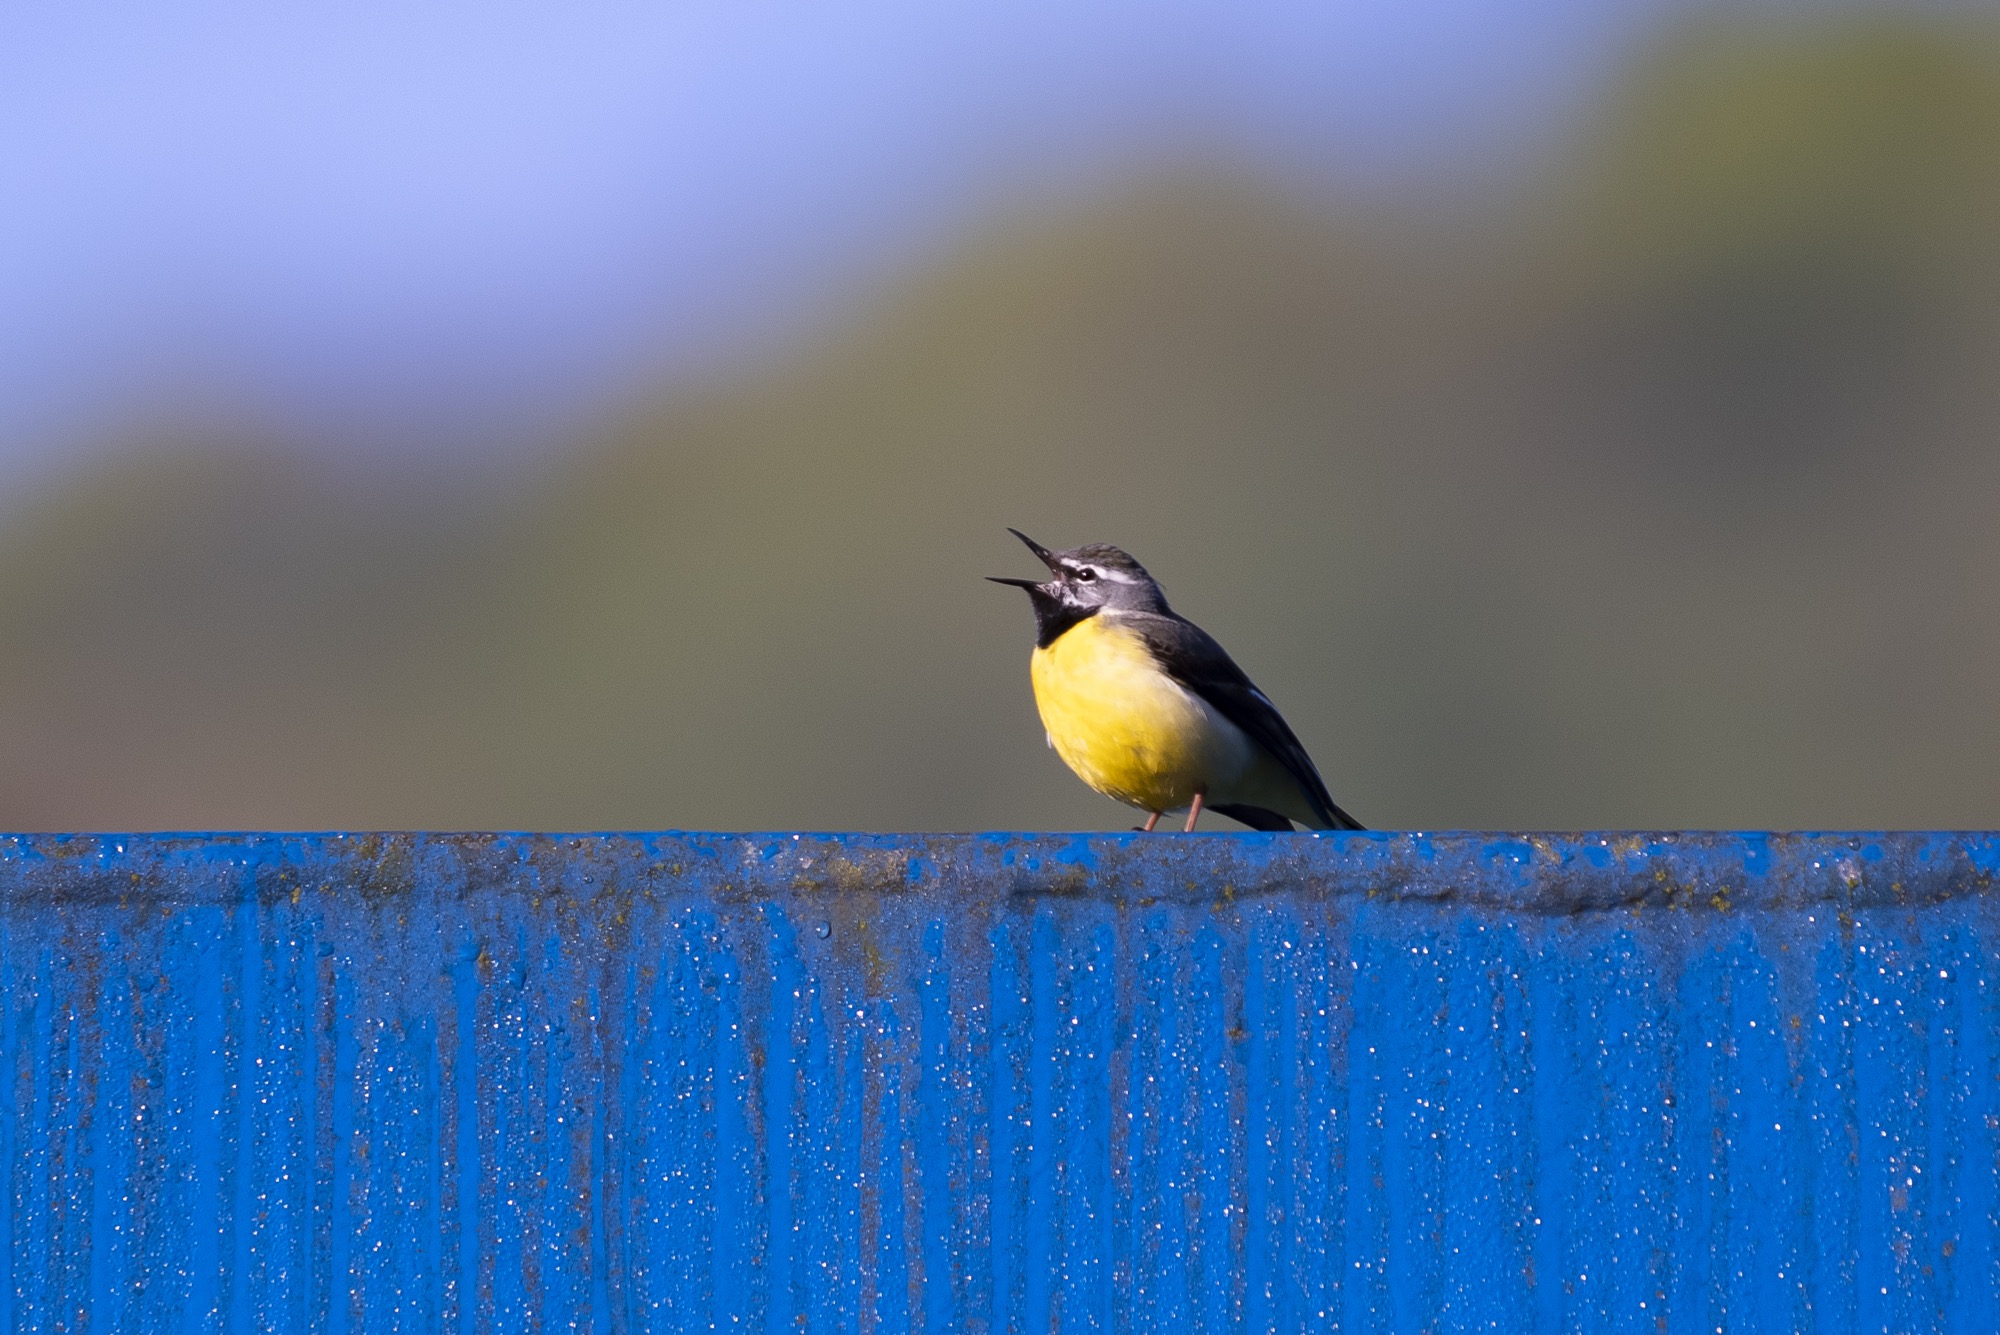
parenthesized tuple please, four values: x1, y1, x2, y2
(988, 529, 1171, 646)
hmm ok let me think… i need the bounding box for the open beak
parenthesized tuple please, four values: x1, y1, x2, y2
(988, 528, 1061, 590)
(1007, 528, 1062, 573)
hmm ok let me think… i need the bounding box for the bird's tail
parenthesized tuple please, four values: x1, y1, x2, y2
(1211, 803, 1296, 832)
(1213, 802, 1367, 833)
(1292, 798, 1365, 832)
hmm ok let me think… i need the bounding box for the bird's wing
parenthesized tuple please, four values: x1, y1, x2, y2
(1121, 611, 1365, 831)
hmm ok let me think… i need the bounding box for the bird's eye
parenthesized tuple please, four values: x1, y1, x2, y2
(1073, 567, 1097, 582)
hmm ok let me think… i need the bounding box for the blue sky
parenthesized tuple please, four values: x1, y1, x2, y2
(1, 0, 1696, 488)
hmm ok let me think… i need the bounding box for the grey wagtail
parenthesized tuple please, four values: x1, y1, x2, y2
(991, 530, 1364, 833)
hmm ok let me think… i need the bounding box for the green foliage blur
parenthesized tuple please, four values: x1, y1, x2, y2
(6, 15, 2000, 831)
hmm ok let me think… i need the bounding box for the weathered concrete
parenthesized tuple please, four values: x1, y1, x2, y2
(1, 831, 1994, 1332)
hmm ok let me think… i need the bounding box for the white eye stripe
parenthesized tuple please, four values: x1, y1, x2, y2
(1067, 564, 1137, 582)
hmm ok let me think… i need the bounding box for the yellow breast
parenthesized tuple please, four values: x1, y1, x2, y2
(1029, 614, 1252, 813)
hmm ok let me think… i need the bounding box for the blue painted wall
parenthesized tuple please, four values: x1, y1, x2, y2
(1, 831, 1995, 1332)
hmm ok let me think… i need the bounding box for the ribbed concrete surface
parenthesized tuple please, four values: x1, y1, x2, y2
(0, 831, 1995, 1333)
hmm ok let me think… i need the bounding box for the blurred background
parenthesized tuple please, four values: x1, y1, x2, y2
(3, 0, 1998, 831)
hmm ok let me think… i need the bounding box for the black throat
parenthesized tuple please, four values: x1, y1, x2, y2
(1027, 588, 1097, 649)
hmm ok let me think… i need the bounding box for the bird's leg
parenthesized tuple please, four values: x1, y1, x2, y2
(1183, 791, 1205, 833)
(1141, 812, 1161, 833)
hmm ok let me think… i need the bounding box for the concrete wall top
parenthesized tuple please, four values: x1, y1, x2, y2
(4, 828, 1994, 910)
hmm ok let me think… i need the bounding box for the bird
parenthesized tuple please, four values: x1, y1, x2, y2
(990, 530, 1364, 833)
